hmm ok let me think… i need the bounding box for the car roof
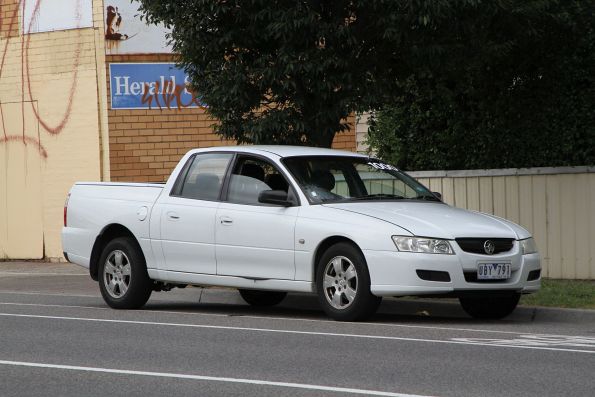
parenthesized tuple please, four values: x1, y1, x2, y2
(191, 145, 369, 158)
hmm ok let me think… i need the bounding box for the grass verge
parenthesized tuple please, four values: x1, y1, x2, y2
(520, 279, 595, 310)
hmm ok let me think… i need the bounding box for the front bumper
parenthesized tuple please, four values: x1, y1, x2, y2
(364, 242, 541, 297)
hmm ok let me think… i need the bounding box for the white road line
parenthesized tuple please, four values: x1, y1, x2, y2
(0, 302, 108, 310)
(0, 297, 587, 338)
(0, 291, 97, 298)
(0, 272, 87, 276)
(0, 360, 433, 397)
(0, 312, 593, 354)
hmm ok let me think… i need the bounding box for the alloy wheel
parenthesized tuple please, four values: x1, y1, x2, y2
(323, 256, 358, 310)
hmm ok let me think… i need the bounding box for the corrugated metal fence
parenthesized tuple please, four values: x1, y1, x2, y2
(407, 167, 595, 280)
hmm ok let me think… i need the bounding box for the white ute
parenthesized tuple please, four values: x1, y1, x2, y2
(62, 146, 541, 321)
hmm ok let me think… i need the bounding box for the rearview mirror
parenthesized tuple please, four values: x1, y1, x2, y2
(432, 191, 442, 200)
(258, 190, 293, 207)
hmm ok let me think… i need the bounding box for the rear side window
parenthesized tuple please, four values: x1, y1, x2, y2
(173, 153, 233, 201)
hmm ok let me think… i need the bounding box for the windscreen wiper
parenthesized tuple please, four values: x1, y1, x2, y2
(349, 194, 405, 200)
(414, 195, 441, 201)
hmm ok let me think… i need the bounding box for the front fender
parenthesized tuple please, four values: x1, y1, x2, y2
(294, 206, 409, 281)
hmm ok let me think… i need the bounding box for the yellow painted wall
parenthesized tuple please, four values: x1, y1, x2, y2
(0, 0, 108, 259)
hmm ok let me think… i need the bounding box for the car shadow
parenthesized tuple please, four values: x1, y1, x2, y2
(139, 289, 541, 325)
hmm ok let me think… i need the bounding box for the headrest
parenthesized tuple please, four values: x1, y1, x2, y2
(312, 170, 335, 191)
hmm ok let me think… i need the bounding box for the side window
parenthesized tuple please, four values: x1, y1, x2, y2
(174, 153, 233, 201)
(227, 157, 290, 205)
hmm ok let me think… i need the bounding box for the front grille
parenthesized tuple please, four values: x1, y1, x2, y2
(455, 238, 514, 255)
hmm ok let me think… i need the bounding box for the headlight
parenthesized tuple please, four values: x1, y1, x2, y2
(392, 236, 454, 254)
(519, 238, 538, 255)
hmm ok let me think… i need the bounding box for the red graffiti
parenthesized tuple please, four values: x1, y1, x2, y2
(0, 135, 47, 158)
(0, 0, 84, 159)
(141, 80, 203, 110)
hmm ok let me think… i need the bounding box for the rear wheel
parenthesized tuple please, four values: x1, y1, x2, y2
(238, 289, 287, 307)
(316, 242, 381, 321)
(98, 237, 152, 309)
(459, 293, 520, 319)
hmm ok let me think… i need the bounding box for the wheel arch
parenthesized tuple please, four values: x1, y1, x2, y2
(312, 236, 365, 283)
(89, 224, 143, 281)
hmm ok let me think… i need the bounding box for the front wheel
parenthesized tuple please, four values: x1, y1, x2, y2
(98, 237, 152, 309)
(316, 242, 381, 321)
(459, 293, 520, 319)
(238, 290, 287, 307)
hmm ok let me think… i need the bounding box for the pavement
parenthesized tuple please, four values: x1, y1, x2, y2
(0, 262, 594, 397)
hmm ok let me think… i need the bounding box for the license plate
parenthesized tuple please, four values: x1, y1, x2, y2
(477, 263, 511, 280)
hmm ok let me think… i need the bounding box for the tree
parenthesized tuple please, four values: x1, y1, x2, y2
(137, 0, 410, 147)
(366, 1, 595, 169)
(137, 1, 593, 152)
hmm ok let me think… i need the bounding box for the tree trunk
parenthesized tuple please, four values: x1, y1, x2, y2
(309, 130, 336, 148)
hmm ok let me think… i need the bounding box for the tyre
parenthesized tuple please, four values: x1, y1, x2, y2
(459, 293, 520, 319)
(98, 237, 152, 309)
(238, 289, 287, 307)
(315, 242, 381, 321)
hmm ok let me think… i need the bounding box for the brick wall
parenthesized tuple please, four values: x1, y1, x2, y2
(332, 115, 357, 151)
(0, 0, 19, 39)
(107, 54, 356, 182)
(107, 54, 231, 182)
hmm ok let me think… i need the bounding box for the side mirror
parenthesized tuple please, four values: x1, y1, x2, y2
(432, 191, 442, 200)
(258, 190, 293, 207)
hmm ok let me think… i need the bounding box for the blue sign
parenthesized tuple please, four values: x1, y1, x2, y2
(109, 63, 204, 109)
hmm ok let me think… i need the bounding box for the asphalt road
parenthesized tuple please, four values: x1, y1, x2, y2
(0, 263, 593, 397)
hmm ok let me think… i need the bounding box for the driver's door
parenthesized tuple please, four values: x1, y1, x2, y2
(215, 155, 299, 280)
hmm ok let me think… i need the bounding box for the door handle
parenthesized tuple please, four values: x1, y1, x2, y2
(167, 211, 180, 220)
(220, 216, 233, 225)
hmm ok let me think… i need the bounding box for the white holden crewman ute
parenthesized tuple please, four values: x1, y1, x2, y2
(62, 146, 541, 321)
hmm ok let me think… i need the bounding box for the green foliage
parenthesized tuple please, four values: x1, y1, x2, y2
(136, 0, 595, 154)
(133, 0, 508, 147)
(368, 1, 595, 169)
(520, 279, 595, 309)
(136, 0, 407, 147)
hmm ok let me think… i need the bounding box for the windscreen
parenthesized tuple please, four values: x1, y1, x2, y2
(282, 156, 439, 204)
